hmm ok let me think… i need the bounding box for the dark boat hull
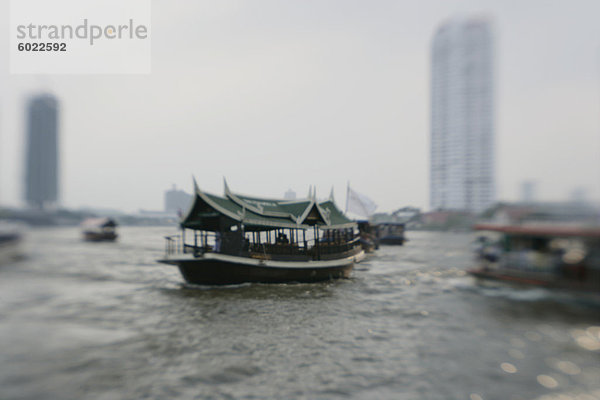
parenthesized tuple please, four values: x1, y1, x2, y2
(468, 267, 600, 293)
(0, 233, 24, 264)
(159, 253, 359, 285)
(83, 232, 118, 242)
(378, 236, 405, 245)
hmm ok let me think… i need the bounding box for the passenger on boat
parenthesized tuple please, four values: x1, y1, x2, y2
(475, 236, 500, 263)
(276, 233, 289, 244)
(215, 232, 222, 252)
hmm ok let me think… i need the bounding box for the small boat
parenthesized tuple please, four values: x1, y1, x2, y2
(158, 179, 364, 285)
(81, 218, 118, 242)
(375, 222, 406, 245)
(468, 224, 600, 292)
(0, 223, 25, 264)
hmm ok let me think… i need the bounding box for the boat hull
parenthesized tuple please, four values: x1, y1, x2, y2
(83, 232, 118, 242)
(468, 267, 600, 293)
(378, 236, 405, 245)
(159, 252, 360, 285)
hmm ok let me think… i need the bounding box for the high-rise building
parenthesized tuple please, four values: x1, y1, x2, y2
(24, 94, 59, 209)
(164, 185, 193, 214)
(520, 181, 537, 203)
(430, 17, 495, 213)
(283, 189, 296, 200)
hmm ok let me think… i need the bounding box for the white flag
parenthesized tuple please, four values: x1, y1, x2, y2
(346, 187, 377, 217)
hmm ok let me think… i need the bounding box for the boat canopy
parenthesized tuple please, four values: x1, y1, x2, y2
(81, 217, 117, 228)
(181, 179, 357, 232)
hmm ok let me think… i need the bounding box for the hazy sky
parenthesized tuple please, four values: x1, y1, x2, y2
(1, 0, 599, 212)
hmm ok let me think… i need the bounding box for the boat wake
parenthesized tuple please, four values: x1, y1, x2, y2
(457, 277, 600, 308)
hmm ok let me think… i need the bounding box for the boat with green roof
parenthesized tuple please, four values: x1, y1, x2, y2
(158, 179, 364, 285)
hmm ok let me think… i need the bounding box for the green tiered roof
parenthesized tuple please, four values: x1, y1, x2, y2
(181, 179, 356, 231)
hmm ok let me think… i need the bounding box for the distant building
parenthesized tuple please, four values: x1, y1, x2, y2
(483, 201, 599, 225)
(421, 210, 474, 230)
(284, 189, 296, 200)
(24, 94, 59, 209)
(430, 17, 495, 213)
(520, 181, 537, 203)
(392, 207, 421, 223)
(422, 210, 454, 226)
(164, 185, 193, 214)
(569, 187, 588, 204)
(371, 207, 422, 228)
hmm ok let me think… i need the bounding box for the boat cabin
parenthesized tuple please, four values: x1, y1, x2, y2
(375, 222, 406, 245)
(473, 224, 600, 289)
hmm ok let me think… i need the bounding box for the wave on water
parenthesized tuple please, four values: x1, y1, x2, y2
(480, 286, 551, 301)
(459, 277, 600, 308)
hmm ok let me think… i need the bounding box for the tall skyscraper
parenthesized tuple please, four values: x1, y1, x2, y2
(430, 17, 495, 213)
(24, 94, 59, 209)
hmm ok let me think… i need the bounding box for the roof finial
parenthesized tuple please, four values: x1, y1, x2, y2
(223, 177, 230, 195)
(312, 185, 317, 201)
(192, 175, 199, 193)
(345, 181, 350, 214)
(329, 186, 335, 202)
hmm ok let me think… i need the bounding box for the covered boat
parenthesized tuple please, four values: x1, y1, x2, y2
(158, 179, 364, 285)
(81, 218, 118, 242)
(469, 224, 600, 292)
(375, 222, 406, 245)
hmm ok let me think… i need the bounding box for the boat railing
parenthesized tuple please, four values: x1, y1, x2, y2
(164, 232, 219, 257)
(164, 235, 183, 256)
(164, 232, 361, 259)
(318, 235, 361, 253)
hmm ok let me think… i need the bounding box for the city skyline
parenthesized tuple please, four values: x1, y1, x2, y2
(430, 17, 495, 213)
(0, 1, 599, 213)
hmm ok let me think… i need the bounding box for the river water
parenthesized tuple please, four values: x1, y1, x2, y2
(0, 227, 599, 400)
